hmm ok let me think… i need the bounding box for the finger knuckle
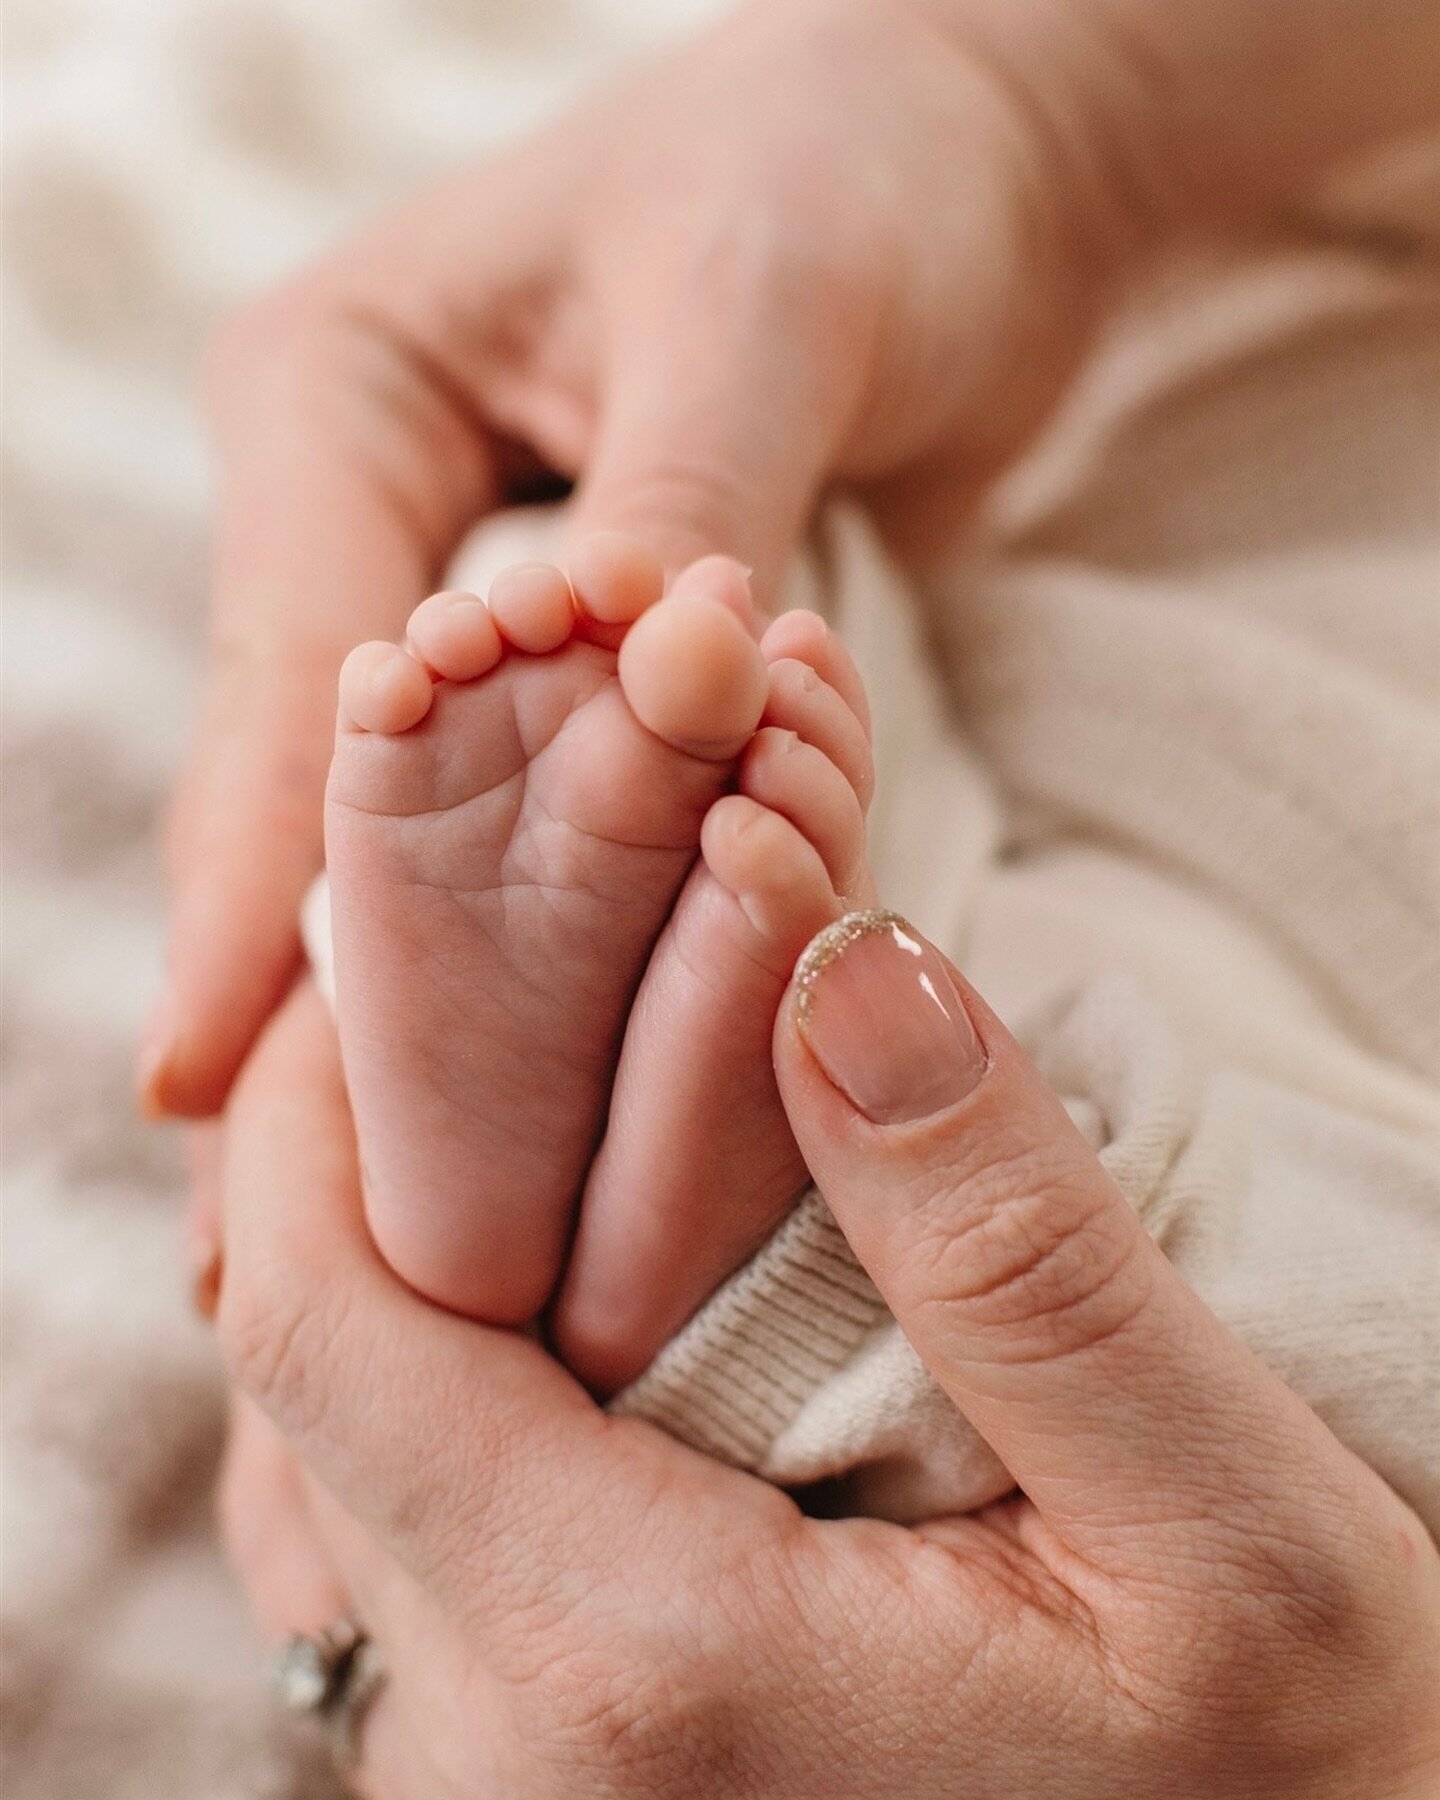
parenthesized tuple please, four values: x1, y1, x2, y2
(1112, 1511, 1440, 1777)
(203, 284, 318, 410)
(684, 202, 866, 310)
(216, 1257, 347, 1439)
(518, 1635, 739, 1799)
(596, 456, 758, 559)
(205, 278, 390, 447)
(508, 1505, 803, 1797)
(901, 1132, 1144, 1361)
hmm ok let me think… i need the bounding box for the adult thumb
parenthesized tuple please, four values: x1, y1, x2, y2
(774, 910, 1338, 1561)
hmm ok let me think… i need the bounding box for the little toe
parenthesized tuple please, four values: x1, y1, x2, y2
(761, 610, 872, 737)
(488, 562, 577, 653)
(739, 728, 867, 899)
(406, 590, 503, 682)
(618, 592, 768, 760)
(569, 533, 666, 626)
(701, 794, 843, 960)
(763, 658, 875, 810)
(337, 641, 434, 735)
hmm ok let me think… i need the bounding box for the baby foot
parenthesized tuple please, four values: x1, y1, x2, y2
(552, 609, 877, 1394)
(325, 536, 769, 1323)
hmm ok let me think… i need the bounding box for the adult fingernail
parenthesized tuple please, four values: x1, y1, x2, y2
(190, 1239, 224, 1322)
(185, 1133, 225, 1319)
(793, 911, 987, 1124)
(136, 992, 178, 1119)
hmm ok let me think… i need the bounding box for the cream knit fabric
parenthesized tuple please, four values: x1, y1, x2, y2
(307, 178, 1440, 1539)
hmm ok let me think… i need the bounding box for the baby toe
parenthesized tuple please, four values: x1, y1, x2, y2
(337, 641, 434, 735)
(488, 562, 576, 653)
(762, 658, 875, 811)
(618, 591, 769, 761)
(761, 610, 872, 738)
(701, 794, 842, 960)
(406, 590, 503, 683)
(740, 728, 867, 900)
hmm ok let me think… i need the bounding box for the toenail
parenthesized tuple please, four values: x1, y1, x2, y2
(436, 596, 491, 625)
(340, 642, 434, 732)
(409, 589, 487, 633)
(489, 563, 577, 651)
(407, 590, 503, 682)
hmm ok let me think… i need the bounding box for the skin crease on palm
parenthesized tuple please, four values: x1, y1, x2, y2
(148, 0, 1440, 1788)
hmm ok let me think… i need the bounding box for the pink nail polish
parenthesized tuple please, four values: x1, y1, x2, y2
(793, 911, 988, 1124)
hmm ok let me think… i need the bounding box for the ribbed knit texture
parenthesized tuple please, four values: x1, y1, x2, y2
(615, 1194, 890, 1466)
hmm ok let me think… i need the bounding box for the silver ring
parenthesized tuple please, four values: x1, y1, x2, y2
(272, 1615, 387, 1768)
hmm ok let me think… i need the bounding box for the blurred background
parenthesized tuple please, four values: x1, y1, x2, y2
(2, 3, 718, 1792)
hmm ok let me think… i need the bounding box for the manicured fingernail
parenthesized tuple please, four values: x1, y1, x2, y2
(136, 992, 178, 1118)
(793, 911, 987, 1123)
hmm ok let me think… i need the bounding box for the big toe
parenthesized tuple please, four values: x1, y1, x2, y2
(618, 579, 768, 761)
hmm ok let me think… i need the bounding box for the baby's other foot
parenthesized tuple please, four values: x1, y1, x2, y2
(552, 610, 876, 1392)
(325, 537, 769, 1323)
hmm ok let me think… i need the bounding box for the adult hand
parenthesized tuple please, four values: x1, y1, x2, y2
(217, 929, 1439, 1799)
(148, 0, 1440, 1117)
(146, 0, 1125, 1118)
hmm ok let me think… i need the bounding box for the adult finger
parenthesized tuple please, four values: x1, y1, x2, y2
(218, 1395, 352, 1644)
(142, 285, 495, 1118)
(297, 1473, 520, 1800)
(214, 981, 686, 1632)
(567, 253, 864, 605)
(774, 911, 1353, 1565)
(220, 1407, 443, 1799)
(183, 1124, 224, 1319)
